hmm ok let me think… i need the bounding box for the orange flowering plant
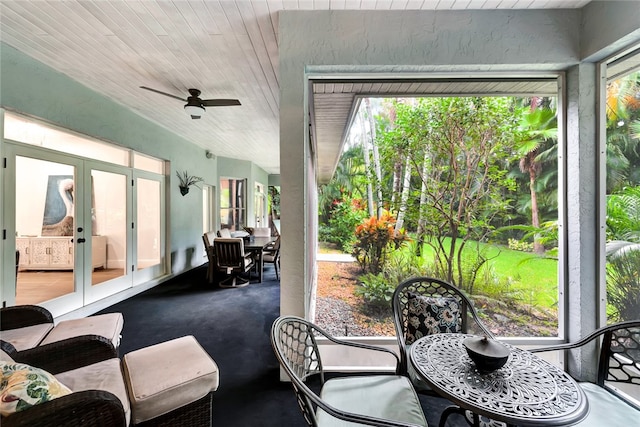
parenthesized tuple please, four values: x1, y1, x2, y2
(352, 211, 409, 274)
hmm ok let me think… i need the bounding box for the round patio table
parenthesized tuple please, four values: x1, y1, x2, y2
(410, 333, 589, 427)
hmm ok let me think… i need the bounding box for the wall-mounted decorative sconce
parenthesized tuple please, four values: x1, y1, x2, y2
(176, 170, 204, 196)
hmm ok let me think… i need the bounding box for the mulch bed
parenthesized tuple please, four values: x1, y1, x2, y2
(315, 261, 557, 337)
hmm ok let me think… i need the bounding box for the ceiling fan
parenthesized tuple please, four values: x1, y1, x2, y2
(140, 86, 241, 119)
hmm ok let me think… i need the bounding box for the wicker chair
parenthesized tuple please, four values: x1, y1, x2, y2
(1, 335, 128, 427)
(530, 320, 640, 426)
(0, 305, 123, 353)
(271, 315, 428, 427)
(1, 335, 217, 427)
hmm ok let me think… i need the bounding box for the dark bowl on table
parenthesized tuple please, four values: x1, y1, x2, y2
(463, 336, 510, 372)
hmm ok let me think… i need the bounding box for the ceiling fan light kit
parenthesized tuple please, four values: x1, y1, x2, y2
(140, 86, 240, 120)
(185, 104, 205, 119)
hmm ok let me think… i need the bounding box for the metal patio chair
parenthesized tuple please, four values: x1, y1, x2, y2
(271, 315, 428, 427)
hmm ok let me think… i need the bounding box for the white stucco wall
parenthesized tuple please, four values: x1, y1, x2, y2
(278, 6, 640, 377)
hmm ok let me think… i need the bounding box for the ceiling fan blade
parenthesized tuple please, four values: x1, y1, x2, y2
(201, 99, 241, 107)
(140, 86, 186, 102)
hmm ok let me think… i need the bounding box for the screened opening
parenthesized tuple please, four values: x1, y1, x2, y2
(312, 75, 564, 340)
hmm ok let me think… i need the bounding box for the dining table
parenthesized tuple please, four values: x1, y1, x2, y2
(243, 236, 275, 283)
(410, 333, 590, 427)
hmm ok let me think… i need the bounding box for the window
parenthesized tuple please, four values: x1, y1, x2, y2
(603, 48, 640, 324)
(314, 76, 564, 340)
(255, 182, 266, 227)
(220, 178, 246, 231)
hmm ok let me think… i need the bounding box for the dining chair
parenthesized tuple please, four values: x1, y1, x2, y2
(213, 238, 255, 288)
(252, 227, 271, 237)
(392, 277, 494, 394)
(262, 235, 281, 280)
(217, 229, 232, 238)
(202, 231, 217, 283)
(530, 320, 640, 426)
(271, 315, 428, 427)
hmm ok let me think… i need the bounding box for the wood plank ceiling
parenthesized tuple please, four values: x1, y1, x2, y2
(0, 1, 592, 177)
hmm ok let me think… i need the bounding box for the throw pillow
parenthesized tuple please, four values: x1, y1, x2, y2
(405, 292, 462, 344)
(0, 361, 72, 416)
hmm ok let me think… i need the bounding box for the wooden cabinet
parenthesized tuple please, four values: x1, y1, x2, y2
(17, 236, 107, 270)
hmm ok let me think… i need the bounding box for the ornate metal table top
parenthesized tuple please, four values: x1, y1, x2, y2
(410, 334, 589, 426)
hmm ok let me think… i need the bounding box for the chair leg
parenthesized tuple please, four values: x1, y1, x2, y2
(219, 274, 249, 288)
(274, 259, 279, 280)
(440, 405, 475, 427)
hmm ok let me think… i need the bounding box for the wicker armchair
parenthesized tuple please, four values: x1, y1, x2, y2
(530, 320, 640, 426)
(1, 335, 127, 427)
(0, 305, 123, 352)
(271, 315, 428, 427)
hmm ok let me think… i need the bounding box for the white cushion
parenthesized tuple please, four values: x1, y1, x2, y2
(575, 382, 640, 426)
(0, 348, 15, 362)
(0, 324, 53, 351)
(41, 313, 124, 348)
(317, 375, 428, 426)
(55, 358, 130, 426)
(122, 335, 219, 424)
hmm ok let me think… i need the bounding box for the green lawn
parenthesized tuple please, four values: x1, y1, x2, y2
(413, 238, 559, 310)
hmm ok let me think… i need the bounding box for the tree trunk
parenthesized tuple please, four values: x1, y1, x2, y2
(360, 108, 375, 217)
(529, 169, 545, 254)
(415, 153, 429, 256)
(395, 155, 411, 233)
(364, 98, 384, 218)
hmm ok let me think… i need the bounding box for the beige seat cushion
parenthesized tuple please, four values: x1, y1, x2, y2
(55, 358, 131, 426)
(0, 349, 14, 362)
(122, 335, 219, 424)
(0, 323, 54, 351)
(41, 313, 124, 348)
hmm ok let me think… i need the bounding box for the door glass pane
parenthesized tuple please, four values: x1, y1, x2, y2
(91, 170, 127, 285)
(15, 157, 76, 304)
(137, 178, 161, 269)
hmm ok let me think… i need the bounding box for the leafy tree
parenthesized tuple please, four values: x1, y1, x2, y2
(388, 97, 520, 292)
(606, 72, 640, 192)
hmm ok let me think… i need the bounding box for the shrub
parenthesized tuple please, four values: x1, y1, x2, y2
(355, 273, 395, 309)
(508, 238, 534, 252)
(352, 212, 409, 274)
(606, 248, 640, 322)
(322, 198, 367, 252)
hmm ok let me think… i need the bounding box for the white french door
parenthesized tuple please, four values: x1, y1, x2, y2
(6, 144, 85, 316)
(83, 161, 133, 304)
(3, 143, 161, 315)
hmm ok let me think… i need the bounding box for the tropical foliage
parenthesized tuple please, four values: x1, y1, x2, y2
(318, 71, 640, 330)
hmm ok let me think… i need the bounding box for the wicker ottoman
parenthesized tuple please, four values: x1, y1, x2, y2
(122, 335, 219, 426)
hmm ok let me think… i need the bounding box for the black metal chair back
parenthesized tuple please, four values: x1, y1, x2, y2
(271, 316, 324, 426)
(531, 320, 640, 395)
(392, 276, 493, 375)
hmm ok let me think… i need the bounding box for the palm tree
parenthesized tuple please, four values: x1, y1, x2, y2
(516, 106, 557, 254)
